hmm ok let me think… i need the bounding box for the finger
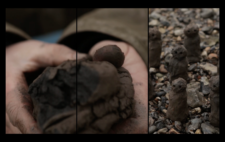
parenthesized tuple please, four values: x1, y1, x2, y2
(6, 74, 42, 134)
(32, 42, 88, 67)
(6, 112, 22, 134)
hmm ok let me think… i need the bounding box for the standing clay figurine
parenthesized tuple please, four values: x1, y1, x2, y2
(209, 75, 219, 127)
(217, 51, 219, 75)
(184, 22, 201, 63)
(168, 45, 188, 83)
(149, 28, 162, 68)
(166, 78, 189, 122)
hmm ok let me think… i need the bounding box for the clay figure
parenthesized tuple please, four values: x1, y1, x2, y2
(166, 78, 189, 122)
(93, 45, 125, 68)
(168, 45, 188, 83)
(209, 75, 219, 127)
(28, 46, 134, 134)
(217, 51, 219, 75)
(149, 28, 162, 68)
(184, 22, 201, 63)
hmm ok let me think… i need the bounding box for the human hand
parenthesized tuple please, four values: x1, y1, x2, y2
(6, 40, 87, 134)
(89, 40, 148, 134)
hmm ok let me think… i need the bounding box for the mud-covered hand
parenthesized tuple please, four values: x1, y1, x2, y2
(89, 40, 148, 134)
(6, 40, 87, 134)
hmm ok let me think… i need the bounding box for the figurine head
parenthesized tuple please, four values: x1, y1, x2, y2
(184, 22, 199, 37)
(149, 27, 161, 41)
(171, 45, 187, 59)
(209, 75, 219, 93)
(172, 78, 187, 93)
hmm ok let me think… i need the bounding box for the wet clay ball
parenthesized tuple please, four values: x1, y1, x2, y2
(93, 45, 125, 68)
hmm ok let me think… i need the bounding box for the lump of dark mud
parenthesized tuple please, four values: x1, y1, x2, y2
(28, 51, 134, 134)
(93, 45, 125, 68)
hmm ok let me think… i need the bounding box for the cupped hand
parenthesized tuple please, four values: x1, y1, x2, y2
(89, 40, 148, 134)
(6, 40, 87, 134)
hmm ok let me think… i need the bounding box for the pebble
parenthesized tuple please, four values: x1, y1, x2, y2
(159, 64, 168, 73)
(190, 118, 202, 130)
(202, 85, 211, 95)
(150, 111, 158, 120)
(155, 83, 164, 89)
(201, 8, 214, 18)
(150, 67, 157, 73)
(149, 19, 159, 26)
(165, 93, 169, 100)
(201, 112, 209, 122)
(149, 125, 158, 134)
(162, 109, 167, 114)
(156, 73, 164, 78)
(195, 129, 202, 134)
(175, 121, 182, 131)
(155, 91, 166, 97)
(208, 53, 218, 59)
(169, 128, 180, 134)
(200, 62, 217, 76)
(149, 116, 155, 126)
(156, 121, 165, 130)
(158, 128, 168, 134)
(188, 63, 197, 71)
(201, 123, 219, 134)
(194, 107, 201, 113)
(174, 29, 183, 36)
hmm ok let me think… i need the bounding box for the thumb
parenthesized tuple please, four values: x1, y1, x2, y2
(32, 42, 88, 68)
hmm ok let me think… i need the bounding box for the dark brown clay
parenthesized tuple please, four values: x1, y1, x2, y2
(93, 45, 125, 68)
(184, 22, 201, 63)
(29, 56, 134, 134)
(168, 45, 188, 83)
(149, 28, 162, 68)
(209, 75, 219, 127)
(166, 78, 189, 122)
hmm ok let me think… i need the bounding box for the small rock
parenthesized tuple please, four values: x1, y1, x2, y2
(159, 28, 166, 34)
(194, 107, 201, 113)
(201, 76, 209, 85)
(169, 128, 180, 134)
(150, 112, 158, 120)
(159, 64, 168, 73)
(149, 19, 159, 26)
(201, 8, 214, 18)
(177, 36, 182, 41)
(155, 91, 166, 97)
(149, 125, 157, 134)
(160, 20, 170, 27)
(158, 128, 168, 134)
(191, 118, 202, 130)
(201, 50, 208, 59)
(162, 109, 167, 114)
(165, 93, 169, 100)
(201, 26, 213, 35)
(166, 124, 173, 130)
(149, 116, 155, 127)
(201, 123, 219, 134)
(156, 73, 164, 78)
(150, 67, 157, 73)
(155, 83, 164, 89)
(175, 121, 182, 131)
(195, 129, 202, 134)
(156, 121, 165, 130)
(208, 53, 218, 60)
(200, 62, 217, 76)
(188, 63, 197, 71)
(161, 96, 167, 104)
(174, 29, 183, 36)
(202, 85, 211, 95)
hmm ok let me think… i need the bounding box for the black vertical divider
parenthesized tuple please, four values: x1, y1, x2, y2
(76, 8, 78, 134)
(147, 8, 149, 134)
